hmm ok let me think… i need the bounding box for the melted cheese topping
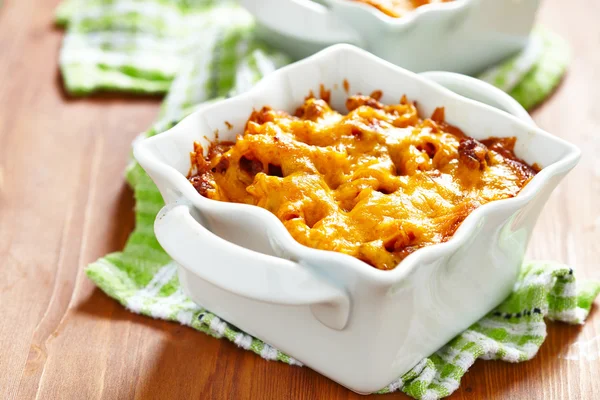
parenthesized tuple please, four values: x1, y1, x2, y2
(189, 93, 537, 270)
(351, 0, 454, 18)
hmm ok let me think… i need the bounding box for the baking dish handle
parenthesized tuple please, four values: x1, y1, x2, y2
(240, 0, 362, 46)
(419, 71, 535, 125)
(154, 199, 351, 330)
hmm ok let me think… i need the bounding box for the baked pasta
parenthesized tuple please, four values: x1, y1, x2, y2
(188, 91, 537, 270)
(350, 0, 454, 18)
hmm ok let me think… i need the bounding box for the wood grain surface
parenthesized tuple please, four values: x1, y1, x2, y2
(1, 0, 599, 399)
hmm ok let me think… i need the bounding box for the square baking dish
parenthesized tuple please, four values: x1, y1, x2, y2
(134, 45, 579, 393)
(240, 0, 541, 74)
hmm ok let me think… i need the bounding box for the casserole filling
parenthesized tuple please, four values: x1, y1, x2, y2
(350, 0, 454, 18)
(188, 92, 537, 270)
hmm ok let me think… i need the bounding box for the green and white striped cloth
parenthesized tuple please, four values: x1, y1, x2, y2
(57, 1, 598, 398)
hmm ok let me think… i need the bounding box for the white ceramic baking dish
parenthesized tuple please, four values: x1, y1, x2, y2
(134, 45, 579, 393)
(240, 0, 541, 75)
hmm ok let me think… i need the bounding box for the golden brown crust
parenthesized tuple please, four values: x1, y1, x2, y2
(188, 92, 537, 270)
(458, 138, 489, 171)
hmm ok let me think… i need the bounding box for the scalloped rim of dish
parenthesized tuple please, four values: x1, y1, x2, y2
(134, 44, 580, 287)
(326, 0, 471, 28)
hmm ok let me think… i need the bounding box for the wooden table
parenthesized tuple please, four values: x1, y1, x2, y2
(1, 0, 599, 398)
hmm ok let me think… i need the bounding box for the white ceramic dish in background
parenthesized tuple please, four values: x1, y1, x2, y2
(240, 0, 541, 75)
(134, 45, 579, 393)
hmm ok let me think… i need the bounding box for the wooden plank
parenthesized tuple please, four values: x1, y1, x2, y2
(0, 0, 598, 399)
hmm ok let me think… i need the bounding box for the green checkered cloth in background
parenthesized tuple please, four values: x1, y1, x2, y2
(57, 1, 598, 398)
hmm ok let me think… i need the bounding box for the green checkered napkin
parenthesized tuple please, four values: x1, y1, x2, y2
(58, 1, 597, 398)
